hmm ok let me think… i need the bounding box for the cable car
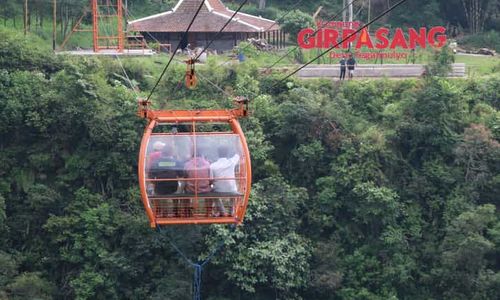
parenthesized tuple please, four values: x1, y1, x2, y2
(137, 98, 251, 227)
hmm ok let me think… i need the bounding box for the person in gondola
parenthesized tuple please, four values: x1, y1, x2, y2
(151, 145, 184, 216)
(146, 141, 166, 195)
(184, 145, 212, 217)
(210, 145, 240, 217)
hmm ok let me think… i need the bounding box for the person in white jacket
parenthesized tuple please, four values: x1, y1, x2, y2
(210, 146, 240, 216)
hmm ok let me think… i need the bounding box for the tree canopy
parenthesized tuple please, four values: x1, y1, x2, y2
(0, 27, 499, 299)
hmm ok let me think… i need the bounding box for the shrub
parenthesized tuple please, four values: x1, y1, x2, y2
(241, 6, 279, 20)
(425, 44, 455, 77)
(459, 31, 500, 52)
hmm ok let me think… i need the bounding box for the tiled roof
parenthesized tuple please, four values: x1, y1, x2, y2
(128, 0, 280, 33)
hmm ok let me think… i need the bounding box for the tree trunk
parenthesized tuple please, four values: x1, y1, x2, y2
(28, 4, 31, 32)
(258, 0, 266, 9)
(60, 3, 63, 37)
(342, 0, 346, 22)
(39, 2, 44, 29)
(63, 4, 69, 38)
(461, 0, 489, 34)
(24, 0, 27, 34)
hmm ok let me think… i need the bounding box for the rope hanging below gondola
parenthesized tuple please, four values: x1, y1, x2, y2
(157, 225, 235, 300)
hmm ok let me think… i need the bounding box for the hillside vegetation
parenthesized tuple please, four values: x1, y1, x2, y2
(1, 28, 500, 299)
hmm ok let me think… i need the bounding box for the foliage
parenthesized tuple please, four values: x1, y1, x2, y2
(459, 30, 500, 52)
(280, 10, 314, 42)
(425, 44, 456, 77)
(0, 28, 60, 73)
(5, 272, 54, 300)
(1, 27, 500, 300)
(435, 204, 500, 299)
(207, 177, 311, 297)
(239, 5, 279, 20)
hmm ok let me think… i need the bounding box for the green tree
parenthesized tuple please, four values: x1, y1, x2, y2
(5, 272, 54, 300)
(425, 44, 455, 77)
(435, 204, 500, 299)
(207, 177, 311, 298)
(280, 10, 314, 42)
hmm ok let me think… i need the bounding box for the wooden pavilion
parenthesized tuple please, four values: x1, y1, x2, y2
(127, 0, 283, 52)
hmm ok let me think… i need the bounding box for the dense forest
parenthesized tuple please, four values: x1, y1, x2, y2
(1, 21, 500, 299)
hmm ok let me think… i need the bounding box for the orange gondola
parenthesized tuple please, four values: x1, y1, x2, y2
(137, 98, 251, 227)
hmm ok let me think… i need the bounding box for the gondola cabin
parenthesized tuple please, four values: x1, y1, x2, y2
(137, 99, 251, 227)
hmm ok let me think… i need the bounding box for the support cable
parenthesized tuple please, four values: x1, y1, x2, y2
(264, 0, 364, 71)
(98, 3, 139, 97)
(126, 9, 179, 54)
(125, 9, 166, 51)
(193, 0, 250, 61)
(126, 9, 234, 99)
(127, 0, 301, 68)
(195, 71, 234, 98)
(273, 0, 410, 86)
(157, 225, 235, 300)
(146, 0, 205, 102)
(215, 0, 303, 67)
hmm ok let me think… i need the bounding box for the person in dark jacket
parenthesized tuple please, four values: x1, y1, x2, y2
(150, 145, 184, 217)
(347, 54, 357, 80)
(339, 57, 347, 80)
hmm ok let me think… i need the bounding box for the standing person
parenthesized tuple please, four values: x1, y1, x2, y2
(184, 146, 212, 216)
(347, 53, 357, 79)
(210, 146, 240, 217)
(339, 57, 347, 80)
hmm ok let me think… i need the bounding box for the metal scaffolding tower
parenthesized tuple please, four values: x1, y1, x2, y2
(92, 0, 124, 52)
(60, 0, 124, 53)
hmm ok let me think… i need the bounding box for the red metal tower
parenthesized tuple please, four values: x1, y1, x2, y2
(59, 0, 125, 53)
(92, 0, 124, 52)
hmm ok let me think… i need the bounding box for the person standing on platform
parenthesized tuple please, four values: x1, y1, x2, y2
(347, 53, 357, 80)
(339, 57, 347, 81)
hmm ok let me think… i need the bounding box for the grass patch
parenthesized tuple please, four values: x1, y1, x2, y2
(455, 54, 500, 76)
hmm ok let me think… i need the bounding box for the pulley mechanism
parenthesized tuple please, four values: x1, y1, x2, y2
(185, 58, 198, 89)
